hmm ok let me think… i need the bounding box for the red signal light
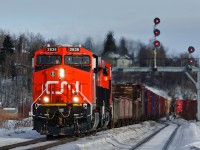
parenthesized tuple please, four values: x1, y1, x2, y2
(154, 17, 160, 25)
(189, 58, 194, 64)
(154, 40, 160, 47)
(154, 29, 160, 36)
(188, 46, 195, 53)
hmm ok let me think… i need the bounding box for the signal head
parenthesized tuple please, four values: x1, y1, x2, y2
(154, 17, 160, 25)
(154, 29, 160, 36)
(189, 58, 194, 64)
(154, 40, 160, 47)
(188, 46, 195, 53)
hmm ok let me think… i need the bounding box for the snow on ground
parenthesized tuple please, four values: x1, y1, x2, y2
(168, 119, 200, 150)
(1, 118, 200, 150)
(49, 121, 164, 150)
(0, 118, 45, 147)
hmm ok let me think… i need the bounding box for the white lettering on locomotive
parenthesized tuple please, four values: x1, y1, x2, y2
(69, 47, 80, 52)
(45, 81, 79, 94)
(46, 47, 57, 52)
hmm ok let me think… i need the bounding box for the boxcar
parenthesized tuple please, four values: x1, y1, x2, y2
(180, 100, 197, 120)
(132, 84, 145, 122)
(159, 96, 166, 117)
(145, 89, 152, 119)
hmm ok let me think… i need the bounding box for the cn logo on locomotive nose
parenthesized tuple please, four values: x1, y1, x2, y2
(50, 71, 56, 76)
(45, 81, 79, 94)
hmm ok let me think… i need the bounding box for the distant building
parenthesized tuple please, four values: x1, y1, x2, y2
(116, 56, 132, 67)
(102, 51, 132, 67)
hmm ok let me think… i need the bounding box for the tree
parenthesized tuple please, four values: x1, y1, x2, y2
(0, 29, 7, 48)
(156, 45, 167, 66)
(137, 43, 153, 67)
(83, 37, 95, 52)
(119, 37, 128, 56)
(3, 35, 14, 53)
(46, 38, 57, 46)
(102, 31, 117, 55)
(0, 35, 14, 64)
(17, 34, 25, 54)
(25, 32, 45, 59)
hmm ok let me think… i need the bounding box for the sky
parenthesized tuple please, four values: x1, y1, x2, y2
(1, 0, 200, 57)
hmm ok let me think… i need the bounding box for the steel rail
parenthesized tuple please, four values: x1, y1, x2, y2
(162, 125, 180, 150)
(0, 137, 47, 150)
(130, 124, 168, 150)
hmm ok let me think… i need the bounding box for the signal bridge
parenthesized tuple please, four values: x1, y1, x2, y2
(112, 63, 200, 121)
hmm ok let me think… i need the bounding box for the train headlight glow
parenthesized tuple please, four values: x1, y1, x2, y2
(73, 96, 79, 103)
(43, 96, 49, 103)
(59, 68, 65, 78)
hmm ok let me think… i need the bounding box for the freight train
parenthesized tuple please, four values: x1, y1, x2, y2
(31, 45, 168, 137)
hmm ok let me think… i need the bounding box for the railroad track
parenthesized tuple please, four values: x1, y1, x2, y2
(0, 136, 77, 150)
(0, 138, 47, 150)
(131, 123, 180, 150)
(0, 123, 178, 150)
(162, 124, 180, 150)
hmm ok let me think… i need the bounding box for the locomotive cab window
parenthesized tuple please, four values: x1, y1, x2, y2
(103, 66, 108, 76)
(64, 55, 90, 65)
(35, 55, 62, 71)
(64, 55, 90, 72)
(36, 55, 62, 65)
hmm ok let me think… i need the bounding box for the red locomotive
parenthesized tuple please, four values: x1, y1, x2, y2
(31, 45, 112, 136)
(31, 45, 169, 137)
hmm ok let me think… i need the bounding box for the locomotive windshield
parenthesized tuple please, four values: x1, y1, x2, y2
(64, 55, 90, 65)
(36, 55, 62, 65)
(64, 55, 90, 72)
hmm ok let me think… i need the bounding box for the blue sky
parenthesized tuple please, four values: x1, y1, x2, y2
(1, 0, 200, 56)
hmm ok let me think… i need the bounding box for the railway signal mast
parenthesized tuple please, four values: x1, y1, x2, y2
(153, 17, 161, 70)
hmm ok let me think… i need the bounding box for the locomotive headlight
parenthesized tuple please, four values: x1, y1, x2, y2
(43, 96, 49, 103)
(59, 68, 65, 78)
(73, 96, 79, 103)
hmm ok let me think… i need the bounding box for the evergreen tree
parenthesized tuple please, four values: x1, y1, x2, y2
(102, 31, 117, 55)
(3, 35, 14, 54)
(119, 38, 128, 56)
(3, 35, 13, 49)
(83, 37, 94, 52)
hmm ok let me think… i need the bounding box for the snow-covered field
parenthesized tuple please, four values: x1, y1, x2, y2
(0, 118, 200, 150)
(0, 118, 45, 147)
